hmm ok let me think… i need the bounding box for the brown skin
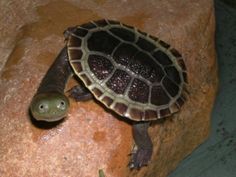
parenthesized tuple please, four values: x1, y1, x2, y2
(30, 47, 71, 122)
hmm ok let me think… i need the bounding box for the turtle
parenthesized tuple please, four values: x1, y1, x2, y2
(30, 19, 188, 169)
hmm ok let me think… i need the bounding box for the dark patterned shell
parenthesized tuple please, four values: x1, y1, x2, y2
(66, 19, 188, 121)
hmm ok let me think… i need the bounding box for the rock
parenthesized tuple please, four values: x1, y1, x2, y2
(0, 0, 217, 177)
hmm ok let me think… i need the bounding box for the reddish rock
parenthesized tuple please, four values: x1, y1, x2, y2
(0, 0, 217, 177)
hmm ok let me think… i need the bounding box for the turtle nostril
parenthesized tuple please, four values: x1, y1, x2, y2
(38, 103, 49, 113)
(57, 100, 67, 110)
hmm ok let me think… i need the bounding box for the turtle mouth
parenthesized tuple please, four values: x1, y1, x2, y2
(35, 115, 66, 122)
(31, 110, 67, 122)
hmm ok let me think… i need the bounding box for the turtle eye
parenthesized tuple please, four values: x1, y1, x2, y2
(38, 103, 49, 113)
(57, 100, 66, 110)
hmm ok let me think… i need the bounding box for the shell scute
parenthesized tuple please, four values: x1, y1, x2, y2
(107, 19, 120, 25)
(129, 108, 144, 120)
(80, 73, 92, 86)
(152, 50, 173, 66)
(162, 76, 180, 97)
(144, 110, 157, 120)
(151, 85, 170, 106)
(146, 64, 165, 83)
(94, 19, 109, 27)
(165, 66, 181, 84)
(88, 54, 114, 80)
(106, 69, 131, 94)
(109, 27, 135, 42)
(73, 28, 88, 37)
(87, 31, 120, 55)
(177, 59, 187, 71)
(136, 37, 156, 52)
(91, 87, 103, 98)
(113, 102, 128, 115)
(67, 37, 81, 47)
(70, 61, 83, 73)
(128, 52, 165, 82)
(149, 35, 159, 41)
(68, 48, 83, 60)
(182, 71, 188, 83)
(80, 22, 97, 29)
(101, 96, 113, 107)
(113, 43, 138, 65)
(169, 103, 180, 113)
(137, 29, 147, 36)
(170, 48, 182, 58)
(160, 108, 171, 117)
(176, 97, 185, 108)
(128, 78, 149, 103)
(159, 40, 170, 49)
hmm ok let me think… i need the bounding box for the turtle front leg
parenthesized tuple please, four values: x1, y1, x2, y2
(67, 85, 93, 101)
(130, 122, 153, 169)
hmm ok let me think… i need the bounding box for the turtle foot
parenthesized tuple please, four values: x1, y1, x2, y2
(67, 85, 93, 101)
(129, 148, 152, 169)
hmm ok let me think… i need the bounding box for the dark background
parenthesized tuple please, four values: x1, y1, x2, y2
(169, 0, 236, 176)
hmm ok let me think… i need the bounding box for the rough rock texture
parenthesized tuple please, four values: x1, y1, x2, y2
(0, 0, 217, 177)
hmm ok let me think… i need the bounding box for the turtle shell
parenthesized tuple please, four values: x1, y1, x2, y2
(66, 19, 188, 121)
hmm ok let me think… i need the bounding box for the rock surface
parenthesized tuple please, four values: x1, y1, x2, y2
(0, 0, 217, 177)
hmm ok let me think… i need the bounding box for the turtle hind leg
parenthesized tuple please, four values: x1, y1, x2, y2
(67, 85, 93, 101)
(129, 122, 153, 169)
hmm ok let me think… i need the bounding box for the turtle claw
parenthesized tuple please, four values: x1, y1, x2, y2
(129, 148, 152, 169)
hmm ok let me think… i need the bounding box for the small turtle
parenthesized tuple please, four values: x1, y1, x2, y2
(30, 19, 187, 169)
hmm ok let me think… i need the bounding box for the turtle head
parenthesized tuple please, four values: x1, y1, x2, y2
(30, 92, 69, 122)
